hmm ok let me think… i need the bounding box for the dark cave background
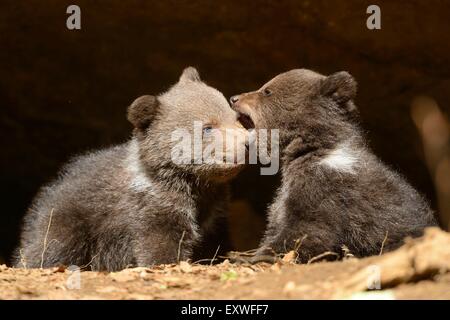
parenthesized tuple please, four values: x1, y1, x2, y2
(1, 0, 449, 264)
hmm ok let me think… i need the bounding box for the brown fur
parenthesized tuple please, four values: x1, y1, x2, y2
(231, 69, 438, 263)
(14, 67, 245, 271)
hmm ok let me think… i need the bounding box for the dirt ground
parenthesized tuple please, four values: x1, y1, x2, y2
(1, 228, 449, 300)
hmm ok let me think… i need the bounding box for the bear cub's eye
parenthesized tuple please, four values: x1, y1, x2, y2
(203, 125, 213, 135)
(263, 88, 272, 97)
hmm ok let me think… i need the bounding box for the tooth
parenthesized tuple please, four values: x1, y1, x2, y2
(236, 121, 244, 129)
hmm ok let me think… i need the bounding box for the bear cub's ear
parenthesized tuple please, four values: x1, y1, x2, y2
(320, 71, 357, 104)
(127, 95, 159, 130)
(179, 66, 201, 83)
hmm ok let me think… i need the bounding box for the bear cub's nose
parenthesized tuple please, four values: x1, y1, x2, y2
(230, 95, 240, 105)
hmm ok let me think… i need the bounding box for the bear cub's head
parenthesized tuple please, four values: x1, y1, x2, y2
(128, 67, 248, 183)
(230, 69, 360, 152)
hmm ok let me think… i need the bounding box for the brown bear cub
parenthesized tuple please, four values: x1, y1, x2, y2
(231, 69, 437, 263)
(15, 67, 247, 271)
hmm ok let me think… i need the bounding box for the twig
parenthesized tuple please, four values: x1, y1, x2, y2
(210, 245, 221, 266)
(192, 258, 214, 265)
(294, 235, 308, 252)
(225, 248, 258, 257)
(177, 231, 186, 263)
(19, 249, 27, 269)
(341, 245, 355, 259)
(80, 253, 100, 270)
(191, 246, 222, 265)
(294, 235, 308, 263)
(307, 251, 339, 264)
(40, 208, 54, 269)
(379, 231, 389, 255)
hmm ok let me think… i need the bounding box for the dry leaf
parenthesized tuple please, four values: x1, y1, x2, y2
(179, 261, 192, 273)
(282, 251, 297, 263)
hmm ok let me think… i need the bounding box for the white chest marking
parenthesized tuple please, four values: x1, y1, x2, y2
(127, 140, 153, 192)
(320, 144, 359, 173)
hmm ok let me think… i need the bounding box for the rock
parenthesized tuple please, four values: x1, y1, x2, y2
(334, 227, 450, 298)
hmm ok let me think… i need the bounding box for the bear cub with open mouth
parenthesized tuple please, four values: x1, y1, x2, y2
(15, 67, 247, 271)
(231, 69, 438, 262)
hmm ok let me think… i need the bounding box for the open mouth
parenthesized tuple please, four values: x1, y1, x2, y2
(237, 112, 255, 130)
